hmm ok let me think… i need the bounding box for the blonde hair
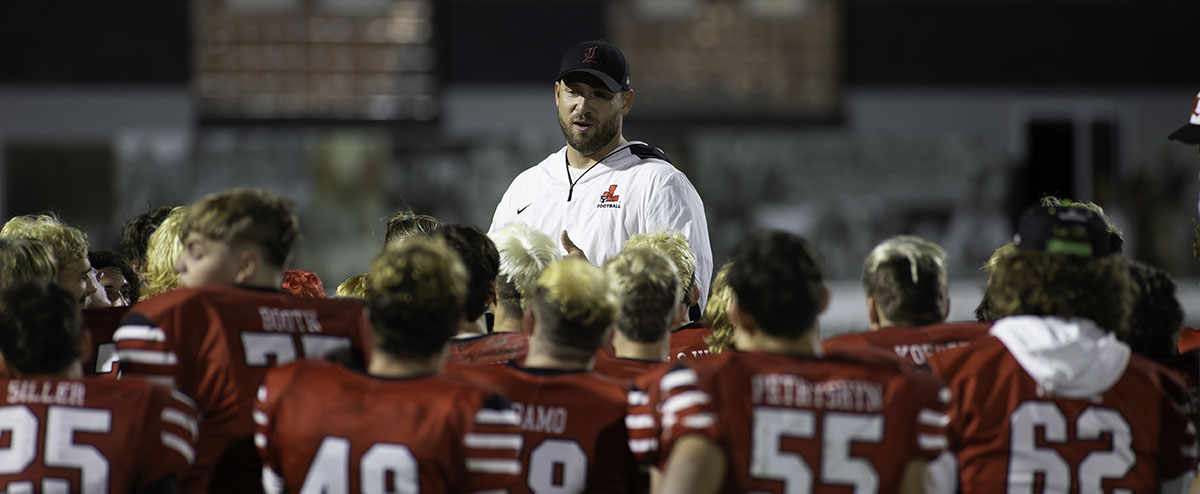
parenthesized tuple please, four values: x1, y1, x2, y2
(489, 222, 561, 312)
(336, 272, 369, 299)
(623, 231, 695, 304)
(985, 249, 1133, 337)
(704, 262, 735, 353)
(0, 238, 58, 290)
(141, 207, 187, 300)
(975, 242, 1017, 322)
(182, 188, 299, 267)
(0, 214, 87, 270)
(530, 258, 616, 359)
(604, 247, 679, 344)
(366, 237, 468, 358)
(862, 235, 949, 327)
(385, 210, 440, 247)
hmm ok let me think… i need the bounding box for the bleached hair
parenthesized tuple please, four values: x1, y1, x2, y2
(863, 235, 947, 286)
(0, 214, 87, 269)
(623, 231, 695, 304)
(604, 247, 679, 344)
(489, 222, 561, 305)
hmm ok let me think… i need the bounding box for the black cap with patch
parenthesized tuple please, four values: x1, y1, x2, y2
(557, 40, 631, 93)
(1014, 204, 1113, 258)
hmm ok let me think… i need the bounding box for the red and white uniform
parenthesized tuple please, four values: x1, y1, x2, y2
(822, 321, 991, 367)
(255, 360, 523, 493)
(448, 362, 642, 493)
(668, 321, 712, 361)
(448, 332, 530, 365)
(82, 306, 130, 376)
(592, 351, 667, 383)
(648, 350, 949, 493)
(114, 285, 371, 493)
(929, 316, 1197, 494)
(0, 376, 198, 492)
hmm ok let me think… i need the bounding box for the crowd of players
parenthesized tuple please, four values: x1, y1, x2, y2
(0, 187, 1197, 493)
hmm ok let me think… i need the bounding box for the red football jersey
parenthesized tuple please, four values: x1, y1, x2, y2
(448, 332, 530, 365)
(0, 376, 198, 492)
(668, 321, 712, 361)
(592, 350, 667, 383)
(656, 350, 949, 493)
(821, 322, 991, 367)
(82, 306, 131, 376)
(114, 285, 371, 494)
(448, 363, 642, 493)
(1179, 327, 1200, 354)
(255, 360, 523, 493)
(929, 336, 1197, 493)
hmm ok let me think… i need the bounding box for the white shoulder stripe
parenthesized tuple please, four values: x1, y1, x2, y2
(659, 369, 698, 393)
(661, 390, 709, 417)
(254, 432, 268, 449)
(114, 325, 167, 342)
(464, 433, 523, 450)
(253, 410, 269, 426)
(117, 349, 178, 366)
(170, 390, 197, 409)
(257, 385, 268, 403)
(161, 432, 195, 464)
(918, 434, 948, 451)
(681, 413, 715, 429)
(466, 458, 522, 475)
(626, 414, 656, 430)
(627, 390, 649, 406)
(918, 409, 950, 428)
(161, 408, 199, 440)
(628, 438, 659, 453)
(475, 409, 520, 425)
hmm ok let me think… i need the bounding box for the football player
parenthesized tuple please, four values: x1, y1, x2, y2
(822, 235, 989, 367)
(449, 258, 642, 493)
(622, 231, 711, 361)
(1, 214, 99, 310)
(654, 231, 948, 494)
(593, 246, 680, 381)
(927, 204, 1197, 493)
(256, 237, 523, 492)
(114, 188, 372, 493)
(0, 281, 198, 492)
(489, 222, 560, 335)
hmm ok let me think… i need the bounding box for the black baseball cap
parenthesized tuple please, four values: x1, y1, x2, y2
(1168, 91, 1200, 144)
(1013, 204, 1112, 258)
(557, 40, 631, 93)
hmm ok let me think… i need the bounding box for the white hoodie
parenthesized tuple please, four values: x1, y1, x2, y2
(990, 315, 1131, 398)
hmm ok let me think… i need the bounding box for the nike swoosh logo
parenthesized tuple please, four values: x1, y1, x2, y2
(517, 204, 531, 214)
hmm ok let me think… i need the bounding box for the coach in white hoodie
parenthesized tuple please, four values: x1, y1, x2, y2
(488, 39, 713, 310)
(927, 204, 1197, 494)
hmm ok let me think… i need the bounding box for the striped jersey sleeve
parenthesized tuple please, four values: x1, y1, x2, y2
(253, 363, 303, 494)
(140, 386, 200, 489)
(113, 312, 179, 389)
(656, 365, 719, 457)
(462, 394, 524, 493)
(626, 366, 671, 467)
(912, 379, 953, 459)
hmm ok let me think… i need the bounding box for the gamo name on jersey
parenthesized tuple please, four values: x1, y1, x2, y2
(512, 402, 568, 434)
(7, 380, 86, 407)
(752, 374, 884, 413)
(259, 307, 323, 333)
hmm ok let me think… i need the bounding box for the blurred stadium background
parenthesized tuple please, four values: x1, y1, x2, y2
(2, 0, 1199, 334)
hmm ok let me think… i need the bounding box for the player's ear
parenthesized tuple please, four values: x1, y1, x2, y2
(553, 80, 562, 105)
(234, 247, 258, 285)
(620, 88, 634, 116)
(866, 296, 881, 330)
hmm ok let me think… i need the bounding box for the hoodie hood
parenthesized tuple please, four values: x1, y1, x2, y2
(990, 315, 1131, 398)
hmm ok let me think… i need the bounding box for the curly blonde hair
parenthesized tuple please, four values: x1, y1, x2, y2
(604, 247, 679, 344)
(623, 231, 695, 304)
(366, 237, 467, 358)
(140, 207, 187, 300)
(984, 249, 1133, 337)
(705, 262, 736, 353)
(336, 272, 369, 299)
(0, 214, 87, 270)
(0, 238, 58, 290)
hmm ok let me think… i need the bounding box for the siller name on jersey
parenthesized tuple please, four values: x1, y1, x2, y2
(259, 307, 323, 333)
(7, 380, 86, 407)
(511, 401, 568, 434)
(752, 374, 884, 413)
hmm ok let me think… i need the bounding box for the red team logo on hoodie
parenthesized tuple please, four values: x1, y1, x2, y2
(598, 185, 621, 209)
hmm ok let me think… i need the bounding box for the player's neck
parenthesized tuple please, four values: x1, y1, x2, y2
(565, 135, 628, 170)
(524, 337, 593, 371)
(10, 361, 83, 380)
(238, 267, 285, 291)
(368, 351, 443, 379)
(612, 330, 668, 362)
(492, 309, 523, 333)
(740, 327, 823, 357)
